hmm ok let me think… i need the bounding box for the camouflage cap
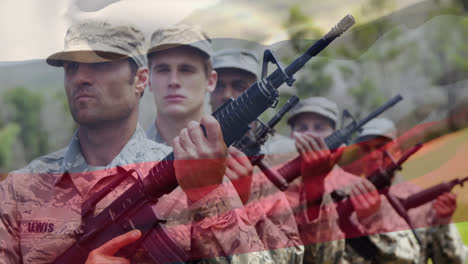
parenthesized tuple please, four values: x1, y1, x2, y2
(287, 97, 339, 128)
(147, 24, 213, 58)
(355, 118, 397, 142)
(47, 19, 146, 68)
(213, 49, 260, 79)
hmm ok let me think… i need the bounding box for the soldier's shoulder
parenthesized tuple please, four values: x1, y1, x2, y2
(133, 137, 172, 161)
(2, 148, 67, 191)
(13, 147, 67, 174)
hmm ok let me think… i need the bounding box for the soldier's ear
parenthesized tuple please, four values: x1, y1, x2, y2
(135, 67, 149, 95)
(206, 70, 217, 93)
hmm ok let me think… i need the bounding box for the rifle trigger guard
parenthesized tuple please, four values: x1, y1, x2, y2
(261, 49, 295, 87)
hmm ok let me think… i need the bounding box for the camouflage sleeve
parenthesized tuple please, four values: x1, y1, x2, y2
(194, 250, 274, 264)
(348, 194, 420, 263)
(0, 176, 22, 264)
(294, 187, 346, 263)
(243, 172, 304, 264)
(429, 224, 468, 264)
(188, 180, 273, 263)
(303, 240, 345, 264)
(262, 195, 304, 264)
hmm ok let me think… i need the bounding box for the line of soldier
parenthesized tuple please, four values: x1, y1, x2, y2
(0, 18, 467, 264)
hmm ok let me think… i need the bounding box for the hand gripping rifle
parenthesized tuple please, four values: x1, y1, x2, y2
(53, 15, 356, 264)
(331, 144, 425, 249)
(269, 94, 403, 190)
(233, 95, 299, 191)
(400, 176, 468, 211)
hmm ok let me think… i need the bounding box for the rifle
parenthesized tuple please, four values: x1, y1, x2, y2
(331, 144, 424, 245)
(233, 95, 299, 191)
(53, 15, 356, 264)
(270, 94, 404, 190)
(400, 176, 468, 210)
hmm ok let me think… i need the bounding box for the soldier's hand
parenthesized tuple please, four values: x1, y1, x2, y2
(350, 180, 381, 222)
(225, 146, 253, 204)
(293, 132, 343, 179)
(434, 192, 457, 224)
(174, 116, 228, 202)
(86, 229, 141, 264)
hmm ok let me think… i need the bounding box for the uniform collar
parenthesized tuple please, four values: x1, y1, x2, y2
(53, 125, 147, 187)
(146, 120, 169, 146)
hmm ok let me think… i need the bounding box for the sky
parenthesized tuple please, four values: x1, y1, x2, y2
(0, 0, 220, 61)
(0, 0, 427, 62)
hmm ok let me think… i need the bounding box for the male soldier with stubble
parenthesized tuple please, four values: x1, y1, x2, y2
(0, 20, 270, 263)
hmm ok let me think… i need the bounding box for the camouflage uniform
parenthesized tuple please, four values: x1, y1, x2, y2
(146, 122, 167, 146)
(243, 167, 305, 264)
(0, 126, 273, 263)
(277, 99, 421, 263)
(0, 19, 272, 264)
(282, 165, 420, 264)
(212, 49, 305, 264)
(390, 174, 468, 264)
(354, 118, 468, 264)
(147, 119, 304, 264)
(148, 42, 304, 262)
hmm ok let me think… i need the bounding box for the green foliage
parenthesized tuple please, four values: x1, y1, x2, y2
(349, 78, 386, 118)
(284, 5, 334, 98)
(339, 65, 354, 79)
(295, 60, 333, 97)
(451, 17, 468, 71)
(3, 87, 49, 162)
(54, 90, 78, 131)
(284, 5, 324, 53)
(0, 123, 20, 171)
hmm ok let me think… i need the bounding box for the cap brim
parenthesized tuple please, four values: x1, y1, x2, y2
(287, 106, 337, 126)
(214, 63, 258, 78)
(359, 128, 395, 140)
(46, 50, 127, 67)
(147, 43, 211, 58)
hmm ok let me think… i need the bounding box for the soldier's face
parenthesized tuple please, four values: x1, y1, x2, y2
(63, 59, 141, 126)
(357, 136, 391, 173)
(148, 46, 216, 118)
(210, 68, 256, 111)
(290, 113, 335, 140)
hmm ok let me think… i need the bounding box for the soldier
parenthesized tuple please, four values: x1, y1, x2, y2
(353, 118, 468, 264)
(0, 20, 271, 263)
(146, 24, 216, 147)
(284, 97, 420, 263)
(145, 24, 273, 262)
(211, 48, 304, 263)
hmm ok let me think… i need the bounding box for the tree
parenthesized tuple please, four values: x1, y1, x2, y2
(3, 87, 49, 162)
(283, 5, 334, 98)
(0, 123, 20, 172)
